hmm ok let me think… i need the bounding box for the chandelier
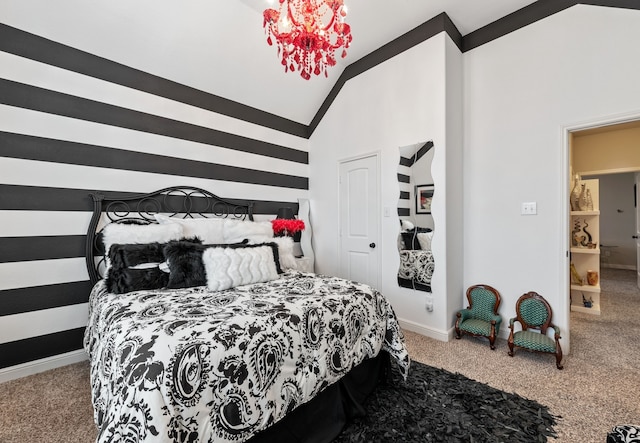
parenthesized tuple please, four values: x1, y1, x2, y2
(263, 0, 352, 80)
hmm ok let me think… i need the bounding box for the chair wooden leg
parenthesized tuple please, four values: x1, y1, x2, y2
(489, 322, 496, 350)
(507, 328, 514, 356)
(555, 345, 563, 370)
(455, 313, 462, 339)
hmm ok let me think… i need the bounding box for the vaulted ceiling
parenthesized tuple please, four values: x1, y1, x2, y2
(2, 0, 538, 125)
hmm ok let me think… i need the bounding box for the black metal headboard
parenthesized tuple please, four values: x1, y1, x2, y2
(85, 186, 254, 284)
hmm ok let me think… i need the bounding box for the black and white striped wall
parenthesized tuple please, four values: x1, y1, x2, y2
(397, 156, 413, 218)
(0, 24, 310, 379)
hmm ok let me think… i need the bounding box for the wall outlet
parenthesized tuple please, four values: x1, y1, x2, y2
(521, 202, 537, 215)
(425, 296, 433, 312)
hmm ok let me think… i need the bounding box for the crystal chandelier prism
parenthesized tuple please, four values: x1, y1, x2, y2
(263, 0, 352, 80)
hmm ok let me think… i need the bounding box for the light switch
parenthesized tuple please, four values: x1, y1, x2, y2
(521, 202, 537, 215)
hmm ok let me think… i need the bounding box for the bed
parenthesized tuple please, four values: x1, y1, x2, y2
(83, 186, 409, 443)
(397, 227, 434, 292)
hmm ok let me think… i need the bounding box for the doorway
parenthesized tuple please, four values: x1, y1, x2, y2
(565, 113, 640, 350)
(338, 153, 380, 289)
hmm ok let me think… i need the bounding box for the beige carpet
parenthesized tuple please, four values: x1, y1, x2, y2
(1, 268, 638, 442)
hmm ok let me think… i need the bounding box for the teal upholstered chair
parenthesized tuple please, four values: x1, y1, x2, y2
(508, 292, 563, 370)
(455, 284, 502, 350)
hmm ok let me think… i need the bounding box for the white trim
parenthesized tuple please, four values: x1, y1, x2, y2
(560, 122, 571, 353)
(0, 349, 88, 384)
(564, 109, 640, 133)
(580, 167, 640, 176)
(399, 318, 452, 342)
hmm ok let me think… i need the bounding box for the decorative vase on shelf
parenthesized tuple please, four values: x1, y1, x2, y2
(570, 178, 581, 211)
(586, 189, 594, 211)
(570, 263, 584, 285)
(581, 220, 592, 246)
(587, 270, 599, 286)
(571, 219, 582, 247)
(577, 183, 589, 211)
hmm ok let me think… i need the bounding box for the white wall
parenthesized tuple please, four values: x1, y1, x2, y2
(463, 5, 640, 350)
(310, 32, 463, 339)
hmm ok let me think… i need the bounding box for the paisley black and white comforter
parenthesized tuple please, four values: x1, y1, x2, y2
(398, 249, 434, 287)
(84, 270, 409, 443)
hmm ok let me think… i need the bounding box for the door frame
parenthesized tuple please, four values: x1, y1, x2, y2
(562, 109, 640, 352)
(337, 151, 382, 289)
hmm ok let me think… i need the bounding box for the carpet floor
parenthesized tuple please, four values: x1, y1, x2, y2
(334, 360, 556, 443)
(0, 268, 637, 442)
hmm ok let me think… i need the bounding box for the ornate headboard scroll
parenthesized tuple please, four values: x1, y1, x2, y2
(85, 186, 254, 284)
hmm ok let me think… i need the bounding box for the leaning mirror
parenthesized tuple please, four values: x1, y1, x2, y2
(397, 141, 435, 292)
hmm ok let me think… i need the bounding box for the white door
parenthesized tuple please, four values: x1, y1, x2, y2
(339, 154, 380, 289)
(635, 173, 640, 289)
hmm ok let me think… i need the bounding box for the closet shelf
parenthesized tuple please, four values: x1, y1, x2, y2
(570, 210, 600, 216)
(569, 179, 600, 315)
(570, 247, 600, 255)
(570, 284, 600, 293)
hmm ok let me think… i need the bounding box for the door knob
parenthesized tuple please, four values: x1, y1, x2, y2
(369, 242, 376, 248)
(633, 235, 639, 239)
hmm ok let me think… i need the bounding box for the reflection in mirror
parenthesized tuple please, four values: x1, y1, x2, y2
(397, 141, 435, 292)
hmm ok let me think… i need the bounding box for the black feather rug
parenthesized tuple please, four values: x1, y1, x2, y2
(334, 361, 558, 443)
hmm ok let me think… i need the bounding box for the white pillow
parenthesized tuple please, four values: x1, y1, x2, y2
(102, 222, 184, 255)
(202, 244, 280, 291)
(417, 232, 433, 251)
(222, 219, 273, 243)
(400, 219, 415, 231)
(155, 214, 225, 243)
(265, 236, 297, 270)
(101, 222, 184, 275)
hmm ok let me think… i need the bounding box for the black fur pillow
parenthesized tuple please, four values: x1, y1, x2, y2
(401, 232, 421, 250)
(106, 242, 168, 294)
(105, 237, 203, 294)
(163, 240, 209, 289)
(401, 227, 432, 250)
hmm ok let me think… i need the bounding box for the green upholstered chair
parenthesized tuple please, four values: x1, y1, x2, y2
(455, 284, 502, 350)
(508, 292, 563, 370)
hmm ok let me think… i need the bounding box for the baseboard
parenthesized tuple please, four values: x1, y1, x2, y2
(0, 349, 88, 384)
(602, 264, 636, 271)
(398, 318, 453, 341)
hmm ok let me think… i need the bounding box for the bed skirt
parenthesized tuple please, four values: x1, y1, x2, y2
(249, 351, 391, 443)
